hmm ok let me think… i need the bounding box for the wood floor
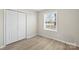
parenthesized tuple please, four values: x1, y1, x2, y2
(2, 36, 79, 50)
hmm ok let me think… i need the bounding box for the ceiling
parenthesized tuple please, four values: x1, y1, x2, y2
(27, 9, 45, 12)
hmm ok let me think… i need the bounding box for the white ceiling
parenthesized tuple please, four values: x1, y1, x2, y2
(29, 9, 55, 12)
(27, 9, 45, 12)
(16, 9, 53, 13)
(32, 9, 44, 11)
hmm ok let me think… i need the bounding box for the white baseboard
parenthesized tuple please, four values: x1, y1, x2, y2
(54, 37, 79, 47)
(27, 34, 37, 39)
(0, 45, 6, 49)
(38, 34, 79, 47)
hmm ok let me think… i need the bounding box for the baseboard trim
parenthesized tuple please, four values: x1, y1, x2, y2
(27, 35, 37, 39)
(54, 38, 79, 47)
(0, 45, 6, 49)
(38, 34, 79, 47)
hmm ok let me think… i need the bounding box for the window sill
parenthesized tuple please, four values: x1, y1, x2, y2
(44, 28, 57, 32)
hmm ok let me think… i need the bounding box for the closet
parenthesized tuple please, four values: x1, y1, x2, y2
(18, 12, 26, 40)
(4, 10, 26, 45)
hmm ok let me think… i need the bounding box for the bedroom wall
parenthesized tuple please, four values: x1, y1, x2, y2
(0, 9, 4, 47)
(27, 12, 37, 38)
(37, 9, 79, 47)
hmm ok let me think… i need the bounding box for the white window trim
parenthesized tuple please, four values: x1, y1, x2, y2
(44, 11, 57, 32)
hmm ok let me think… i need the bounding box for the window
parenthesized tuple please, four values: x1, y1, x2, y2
(44, 12, 57, 31)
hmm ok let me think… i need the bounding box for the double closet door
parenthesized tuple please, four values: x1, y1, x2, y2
(4, 10, 26, 45)
(18, 12, 26, 40)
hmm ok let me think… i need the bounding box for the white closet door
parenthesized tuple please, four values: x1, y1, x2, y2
(5, 10, 18, 44)
(18, 12, 26, 40)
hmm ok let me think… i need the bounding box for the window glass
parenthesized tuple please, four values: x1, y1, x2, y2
(44, 12, 57, 31)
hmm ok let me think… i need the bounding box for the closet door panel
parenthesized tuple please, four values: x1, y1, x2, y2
(5, 10, 18, 44)
(18, 12, 26, 40)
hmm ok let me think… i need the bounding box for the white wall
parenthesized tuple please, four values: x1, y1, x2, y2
(27, 12, 37, 38)
(0, 10, 4, 47)
(38, 9, 79, 47)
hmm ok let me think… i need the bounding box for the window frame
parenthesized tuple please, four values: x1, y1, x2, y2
(43, 11, 57, 32)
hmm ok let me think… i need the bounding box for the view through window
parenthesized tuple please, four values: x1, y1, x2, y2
(44, 12, 57, 31)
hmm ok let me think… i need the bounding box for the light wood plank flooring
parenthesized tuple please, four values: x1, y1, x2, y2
(1, 36, 79, 50)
